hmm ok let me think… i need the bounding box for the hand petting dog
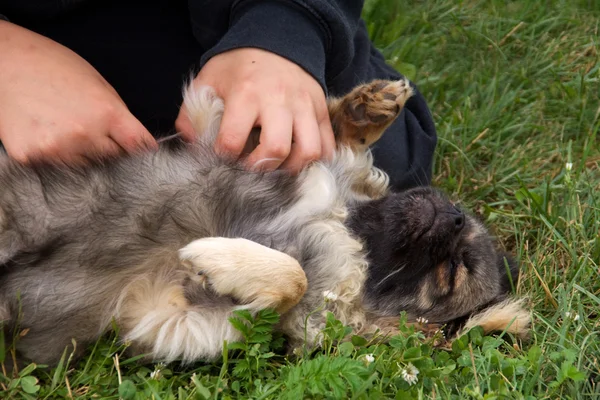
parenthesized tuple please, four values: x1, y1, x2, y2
(176, 48, 336, 174)
(0, 21, 158, 166)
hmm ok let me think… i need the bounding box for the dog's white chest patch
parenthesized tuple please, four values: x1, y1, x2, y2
(265, 164, 338, 234)
(291, 164, 338, 217)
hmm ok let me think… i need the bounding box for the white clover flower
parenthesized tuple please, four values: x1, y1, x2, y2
(364, 354, 375, 365)
(323, 290, 338, 302)
(565, 311, 581, 321)
(292, 347, 304, 357)
(416, 317, 428, 324)
(150, 369, 162, 380)
(565, 162, 573, 171)
(400, 362, 419, 386)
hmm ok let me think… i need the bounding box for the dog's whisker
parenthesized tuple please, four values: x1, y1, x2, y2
(374, 265, 407, 289)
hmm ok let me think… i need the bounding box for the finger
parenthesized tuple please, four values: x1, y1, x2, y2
(15, 134, 89, 166)
(318, 112, 336, 161)
(215, 96, 259, 159)
(174, 103, 197, 142)
(55, 133, 123, 166)
(109, 109, 157, 154)
(279, 105, 322, 174)
(312, 95, 336, 161)
(88, 136, 124, 160)
(245, 107, 293, 171)
(1, 139, 33, 164)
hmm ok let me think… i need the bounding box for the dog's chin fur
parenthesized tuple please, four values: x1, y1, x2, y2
(0, 80, 529, 367)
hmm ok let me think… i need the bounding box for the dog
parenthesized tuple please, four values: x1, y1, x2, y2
(0, 79, 530, 367)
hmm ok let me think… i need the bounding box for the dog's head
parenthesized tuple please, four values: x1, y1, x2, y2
(349, 186, 527, 334)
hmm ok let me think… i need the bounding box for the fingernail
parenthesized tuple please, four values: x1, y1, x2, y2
(248, 157, 282, 172)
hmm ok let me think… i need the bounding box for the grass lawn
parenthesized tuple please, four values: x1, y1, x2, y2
(2, 0, 599, 398)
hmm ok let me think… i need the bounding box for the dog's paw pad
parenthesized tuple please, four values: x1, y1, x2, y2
(344, 79, 414, 127)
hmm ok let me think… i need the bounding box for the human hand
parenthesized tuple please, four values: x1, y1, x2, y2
(0, 21, 157, 166)
(175, 48, 335, 173)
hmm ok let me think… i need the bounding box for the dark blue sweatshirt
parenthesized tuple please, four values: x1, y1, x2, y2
(0, 0, 438, 190)
(2, 0, 405, 95)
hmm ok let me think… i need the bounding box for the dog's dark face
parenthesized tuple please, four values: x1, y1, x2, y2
(348, 187, 519, 323)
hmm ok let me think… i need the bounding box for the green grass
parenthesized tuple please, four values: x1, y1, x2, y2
(2, 0, 600, 398)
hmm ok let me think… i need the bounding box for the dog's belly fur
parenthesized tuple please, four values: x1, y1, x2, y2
(0, 97, 374, 364)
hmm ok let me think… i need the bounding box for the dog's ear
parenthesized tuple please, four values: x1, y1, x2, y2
(440, 254, 528, 342)
(497, 252, 520, 294)
(327, 79, 414, 151)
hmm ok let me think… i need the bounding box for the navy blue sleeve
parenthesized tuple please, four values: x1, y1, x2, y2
(196, 0, 365, 95)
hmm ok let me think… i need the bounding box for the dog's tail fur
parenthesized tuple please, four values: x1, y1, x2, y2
(460, 297, 531, 338)
(181, 83, 225, 142)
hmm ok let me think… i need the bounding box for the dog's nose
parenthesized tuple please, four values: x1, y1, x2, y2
(450, 206, 465, 233)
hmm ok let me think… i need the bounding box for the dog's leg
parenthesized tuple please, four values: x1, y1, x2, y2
(117, 274, 240, 364)
(117, 238, 307, 364)
(327, 79, 414, 199)
(328, 78, 414, 152)
(179, 237, 308, 314)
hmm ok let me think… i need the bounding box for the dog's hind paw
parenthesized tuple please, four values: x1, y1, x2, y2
(329, 79, 414, 151)
(344, 79, 413, 127)
(179, 237, 307, 314)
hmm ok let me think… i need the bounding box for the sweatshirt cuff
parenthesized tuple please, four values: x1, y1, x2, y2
(199, 1, 329, 93)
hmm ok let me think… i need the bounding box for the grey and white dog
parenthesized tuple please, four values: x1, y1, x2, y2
(0, 79, 529, 366)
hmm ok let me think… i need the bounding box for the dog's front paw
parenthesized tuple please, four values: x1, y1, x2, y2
(179, 237, 307, 314)
(345, 79, 413, 127)
(330, 79, 414, 151)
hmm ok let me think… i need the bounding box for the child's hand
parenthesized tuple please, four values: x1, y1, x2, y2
(176, 48, 335, 174)
(0, 21, 157, 166)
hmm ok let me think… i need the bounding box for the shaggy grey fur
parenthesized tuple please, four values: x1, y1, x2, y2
(0, 82, 527, 367)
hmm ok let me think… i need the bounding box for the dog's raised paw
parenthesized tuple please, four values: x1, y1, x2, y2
(344, 79, 413, 127)
(330, 79, 414, 150)
(178, 237, 307, 314)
